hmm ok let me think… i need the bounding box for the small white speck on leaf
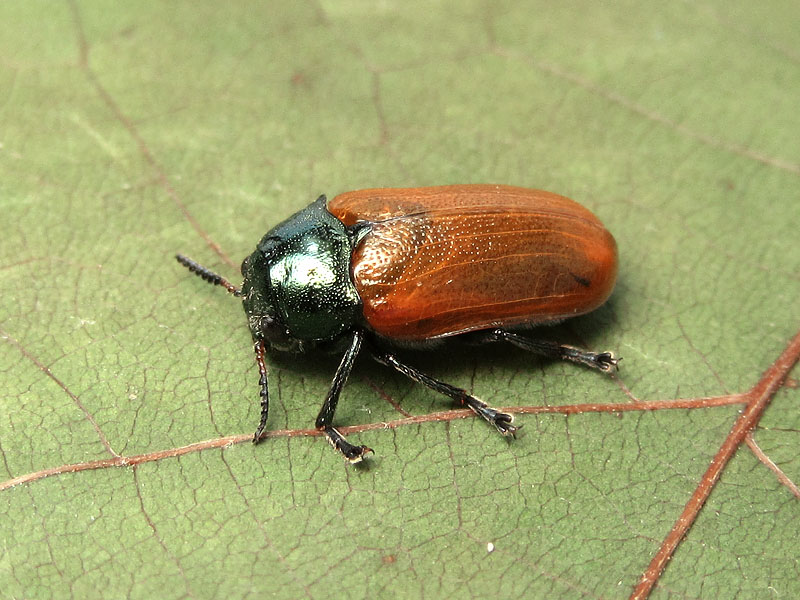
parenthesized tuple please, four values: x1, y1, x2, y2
(70, 316, 96, 328)
(487, 542, 494, 553)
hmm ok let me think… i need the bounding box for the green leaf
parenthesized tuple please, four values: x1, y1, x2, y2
(1, 1, 798, 598)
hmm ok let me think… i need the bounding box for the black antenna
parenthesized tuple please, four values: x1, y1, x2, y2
(175, 254, 243, 297)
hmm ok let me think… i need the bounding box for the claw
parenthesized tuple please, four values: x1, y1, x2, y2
(493, 412, 518, 436)
(324, 426, 373, 464)
(343, 445, 374, 464)
(595, 351, 620, 372)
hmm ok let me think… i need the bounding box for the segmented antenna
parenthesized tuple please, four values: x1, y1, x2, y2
(175, 254, 243, 297)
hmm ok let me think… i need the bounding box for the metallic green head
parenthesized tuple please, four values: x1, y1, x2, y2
(240, 196, 361, 352)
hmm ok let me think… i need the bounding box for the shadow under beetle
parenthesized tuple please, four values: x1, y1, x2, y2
(176, 185, 620, 463)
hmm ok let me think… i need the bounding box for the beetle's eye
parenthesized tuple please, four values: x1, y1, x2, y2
(240, 256, 250, 276)
(251, 314, 299, 352)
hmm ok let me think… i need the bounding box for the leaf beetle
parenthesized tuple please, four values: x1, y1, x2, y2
(176, 184, 619, 463)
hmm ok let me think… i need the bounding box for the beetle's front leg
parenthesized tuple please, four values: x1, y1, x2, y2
(371, 350, 517, 436)
(315, 330, 372, 463)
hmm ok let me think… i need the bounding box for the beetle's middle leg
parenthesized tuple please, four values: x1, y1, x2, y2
(371, 350, 517, 436)
(482, 329, 619, 372)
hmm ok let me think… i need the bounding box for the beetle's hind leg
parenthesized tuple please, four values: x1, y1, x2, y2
(371, 350, 517, 436)
(483, 329, 619, 372)
(315, 330, 373, 463)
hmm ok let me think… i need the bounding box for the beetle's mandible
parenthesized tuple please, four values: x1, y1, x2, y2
(176, 184, 619, 463)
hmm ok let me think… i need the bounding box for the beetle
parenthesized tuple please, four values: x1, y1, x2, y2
(176, 184, 619, 463)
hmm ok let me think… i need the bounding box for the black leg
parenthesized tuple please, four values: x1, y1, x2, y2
(252, 340, 270, 443)
(371, 350, 517, 436)
(482, 328, 619, 372)
(175, 254, 243, 297)
(314, 330, 372, 463)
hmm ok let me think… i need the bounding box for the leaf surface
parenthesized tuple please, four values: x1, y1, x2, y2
(1, 2, 799, 598)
